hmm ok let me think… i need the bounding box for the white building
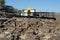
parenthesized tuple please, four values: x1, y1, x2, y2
(22, 7, 36, 16)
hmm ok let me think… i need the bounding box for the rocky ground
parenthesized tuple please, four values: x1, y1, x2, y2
(0, 13, 60, 40)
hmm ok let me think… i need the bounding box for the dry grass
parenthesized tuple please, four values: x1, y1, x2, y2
(55, 13, 60, 26)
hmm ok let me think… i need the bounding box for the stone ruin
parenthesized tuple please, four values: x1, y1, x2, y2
(0, 0, 59, 40)
(0, 17, 59, 40)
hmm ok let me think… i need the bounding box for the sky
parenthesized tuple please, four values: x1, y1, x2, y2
(5, 0, 60, 12)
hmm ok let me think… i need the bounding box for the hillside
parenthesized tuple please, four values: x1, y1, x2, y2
(0, 14, 59, 40)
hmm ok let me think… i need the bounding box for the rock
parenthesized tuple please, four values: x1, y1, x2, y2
(0, 18, 58, 40)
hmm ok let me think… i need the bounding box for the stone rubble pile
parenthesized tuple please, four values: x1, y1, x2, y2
(0, 18, 59, 40)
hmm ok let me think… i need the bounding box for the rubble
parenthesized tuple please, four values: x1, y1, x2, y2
(0, 18, 59, 40)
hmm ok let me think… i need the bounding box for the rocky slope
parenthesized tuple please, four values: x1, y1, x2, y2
(0, 17, 59, 40)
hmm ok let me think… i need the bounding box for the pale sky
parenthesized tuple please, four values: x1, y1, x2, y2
(5, 0, 60, 12)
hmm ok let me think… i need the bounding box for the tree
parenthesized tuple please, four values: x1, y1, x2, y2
(14, 9, 22, 15)
(0, 0, 5, 4)
(18, 10, 21, 13)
